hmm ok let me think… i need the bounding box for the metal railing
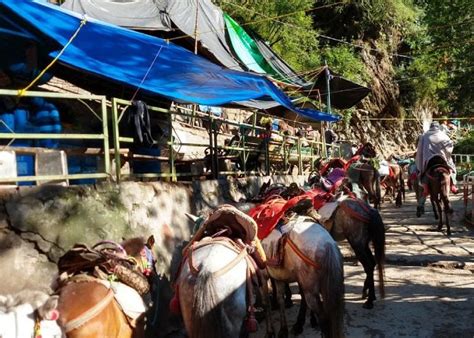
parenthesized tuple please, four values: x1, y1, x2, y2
(463, 172, 474, 226)
(0, 89, 110, 184)
(0, 90, 340, 185)
(111, 98, 340, 182)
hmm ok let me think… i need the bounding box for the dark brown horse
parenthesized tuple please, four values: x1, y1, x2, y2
(424, 157, 453, 235)
(293, 198, 386, 333)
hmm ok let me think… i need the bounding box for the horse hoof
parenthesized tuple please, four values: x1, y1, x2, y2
(292, 325, 303, 335)
(363, 301, 374, 309)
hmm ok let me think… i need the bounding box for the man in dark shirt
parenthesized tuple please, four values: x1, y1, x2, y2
(325, 125, 338, 157)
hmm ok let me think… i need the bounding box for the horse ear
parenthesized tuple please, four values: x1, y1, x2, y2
(38, 295, 60, 321)
(185, 213, 199, 223)
(147, 235, 155, 247)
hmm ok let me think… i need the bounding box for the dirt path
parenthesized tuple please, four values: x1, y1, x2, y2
(253, 192, 474, 338)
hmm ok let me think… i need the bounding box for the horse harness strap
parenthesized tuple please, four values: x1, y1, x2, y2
(187, 238, 255, 278)
(339, 199, 371, 223)
(285, 236, 320, 269)
(62, 288, 115, 333)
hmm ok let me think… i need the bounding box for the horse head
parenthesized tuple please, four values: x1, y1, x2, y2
(360, 142, 376, 158)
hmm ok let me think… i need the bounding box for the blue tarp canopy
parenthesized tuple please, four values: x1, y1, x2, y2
(0, 0, 340, 122)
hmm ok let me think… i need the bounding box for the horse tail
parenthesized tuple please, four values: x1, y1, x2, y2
(321, 242, 345, 338)
(368, 207, 386, 298)
(191, 270, 225, 338)
(374, 168, 381, 209)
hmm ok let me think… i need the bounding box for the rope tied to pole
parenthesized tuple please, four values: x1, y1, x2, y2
(17, 16, 88, 97)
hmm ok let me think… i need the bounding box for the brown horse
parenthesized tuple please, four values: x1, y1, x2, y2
(347, 162, 381, 209)
(424, 157, 453, 235)
(57, 239, 153, 337)
(380, 163, 404, 207)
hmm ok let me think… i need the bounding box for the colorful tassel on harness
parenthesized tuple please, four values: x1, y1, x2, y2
(244, 306, 258, 332)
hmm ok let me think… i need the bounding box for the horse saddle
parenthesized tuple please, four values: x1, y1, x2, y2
(58, 243, 150, 295)
(321, 168, 346, 192)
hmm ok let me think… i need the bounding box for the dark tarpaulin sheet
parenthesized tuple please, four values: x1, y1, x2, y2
(62, 0, 244, 72)
(251, 34, 310, 87)
(308, 68, 371, 110)
(61, 0, 171, 31)
(0, 0, 339, 122)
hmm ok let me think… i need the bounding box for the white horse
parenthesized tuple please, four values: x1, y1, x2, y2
(176, 206, 273, 338)
(177, 240, 250, 338)
(263, 215, 345, 338)
(0, 290, 64, 338)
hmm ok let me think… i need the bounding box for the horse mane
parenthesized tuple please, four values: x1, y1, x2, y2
(121, 237, 146, 257)
(0, 290, 49, 313)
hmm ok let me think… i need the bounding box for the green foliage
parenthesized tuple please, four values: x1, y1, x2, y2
(454, 130, 474, 154)
(319, 45, 370, 85)
(218, 0, 472, 115)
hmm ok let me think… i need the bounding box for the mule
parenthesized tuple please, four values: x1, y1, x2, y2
(380, 163, 404, 207)
(56, 239, 154, 337)
(263, 215, 345, 338)
(0, 291, 63, 338)
(175, 206, 273, 338)
(420, 156, 453, 235)
(346, 162, 381, 209)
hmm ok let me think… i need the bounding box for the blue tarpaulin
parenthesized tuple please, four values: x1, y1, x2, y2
(0, 0, 340, 122)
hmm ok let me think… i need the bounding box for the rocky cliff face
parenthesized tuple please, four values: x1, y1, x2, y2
(336, 44, 423, 158)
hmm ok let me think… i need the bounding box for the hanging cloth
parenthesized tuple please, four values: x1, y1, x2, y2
(126, 100, 155, 146)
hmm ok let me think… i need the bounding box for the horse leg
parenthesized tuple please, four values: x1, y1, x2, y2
(351, 240, 376, 309)
(275, 280, 289, 338)
(259, 276, 276, 338)
(292, 287, 307, 335)
(303, 291, 327, 336)
(431, 197, 439, 220)
(441, 193, 452, 236)
(284, 284, 293, 308)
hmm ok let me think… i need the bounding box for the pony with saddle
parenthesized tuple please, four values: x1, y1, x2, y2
(249, 194, 345, 337)
(416, 156, 453, 235)
(0, 290, 63, 338)
(172, 205, 273, 338)
(344, 143, 382, 208)
(55, 238, 157, 337)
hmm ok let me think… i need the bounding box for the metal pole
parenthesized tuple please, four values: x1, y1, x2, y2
(297, 137, 302, 175)
(169, 113, 176, 182)
(101, 98, 111, 179)
(325, 61, 332, 114)
(111, 98, 122, 182)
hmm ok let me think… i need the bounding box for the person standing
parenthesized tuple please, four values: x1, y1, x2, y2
(324, 123, 338, 157)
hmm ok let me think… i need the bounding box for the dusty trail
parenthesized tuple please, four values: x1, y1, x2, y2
(253, 192, 474, 338)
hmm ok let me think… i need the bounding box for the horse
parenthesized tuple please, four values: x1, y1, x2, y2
(262, 215, 345, 337)
(56, 238, 154, 338)
(419, 156, 453, 235)
(380, 163, 404, 207)
(0, 290, 63, 338)
(175, 206, 273, 338)
(346, 162, 381, 209)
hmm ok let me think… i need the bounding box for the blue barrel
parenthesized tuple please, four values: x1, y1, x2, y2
(16, 154, 35, 186)
(132, 147, 161, 174)
(0, 113, 15, 132)
(13, 109, 28, 132)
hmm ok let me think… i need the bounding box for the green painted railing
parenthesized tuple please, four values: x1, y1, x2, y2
(111, 98, 340, 181)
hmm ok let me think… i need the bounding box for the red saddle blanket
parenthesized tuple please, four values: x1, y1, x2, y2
(248, 188, 331, 240)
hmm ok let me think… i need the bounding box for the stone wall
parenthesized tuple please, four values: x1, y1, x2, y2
(0, 175, 304, 295)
